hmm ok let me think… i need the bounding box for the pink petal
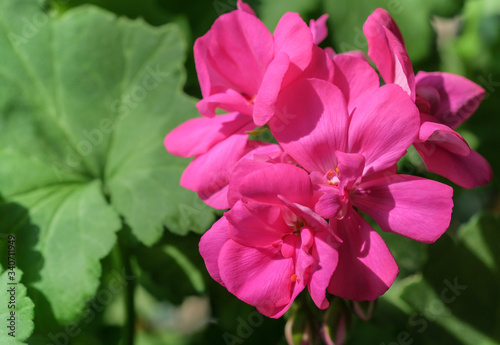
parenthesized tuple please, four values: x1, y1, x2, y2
(337, 50, 368, 60)
(336, 151, 365, 191)
(194, 10, 273, 99)
(196, 89, 254, 117)
(309, 14, 329, 45)
(314, 188, 342, 220)
(363, 8, 415, 98)
(270, 78, 349, 173)
(273, 12, 313, 73)
(199, 217, 230, 286)
(418, 116, 470, 156)
(415, 71, 486, 129)
(360, 165, 398, 184)
(238, 163, 313, 207)
(252, 13, 315, 126)
(180, 133, 249, 209)
(237, 0, 256, 16)
(225, 200, 290, 247)
(277, 195, 334, 236)
(227, 144, 284, 207)
(328, 210, 398, 301)
(165, 112, 253, 157)
(302, 45, 335, 81)
(294, 230, 315, 285)
(348, 84, 420, 174)
(415, 142, 493, 189)
(253, 52, 291, 126)
(218, 240, 302, 318)
(282, 234, 299, 258)
(352, 175, 453, 243)
(253, 46, 334, 126)
(415, 84, 441, 115)
(300, 227, 314, 251)
(332, 54, 380, 113)
(309, 228, 339, 309)
(325, 47, 336, 58)
(200, 184, 230, 208)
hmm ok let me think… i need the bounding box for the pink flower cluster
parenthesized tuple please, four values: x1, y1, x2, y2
(165, 2, 492, 318)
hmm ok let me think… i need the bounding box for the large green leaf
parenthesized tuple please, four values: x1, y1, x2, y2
(0, 268, 35, 344)
(13, 182, 120, 322)
(0, 0, 213, 322)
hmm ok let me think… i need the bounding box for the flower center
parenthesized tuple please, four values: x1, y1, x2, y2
(326, 168, 340, 186)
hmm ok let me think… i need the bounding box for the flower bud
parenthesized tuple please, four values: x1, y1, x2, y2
(285, 311, 316, 345)
(352, 300, 376, 321)
(321, 297, 350, 345)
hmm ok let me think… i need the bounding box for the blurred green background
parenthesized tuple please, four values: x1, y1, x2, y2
(0, 0, 499, 344)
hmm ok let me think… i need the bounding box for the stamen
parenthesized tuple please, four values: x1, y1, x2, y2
(326, 169, 340, 186)
(291, 274, 297, 283)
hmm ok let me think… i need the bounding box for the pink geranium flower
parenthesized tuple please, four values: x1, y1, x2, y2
(194, 0, 333, 124)
(363, 8, 492, 188)
(269, 78, 454, 301)
(169, 4, 467, 319)
(165, 2, 334, 208)
(199, 163, 339, 318)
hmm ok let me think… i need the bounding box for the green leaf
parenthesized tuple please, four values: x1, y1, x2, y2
(0, 268, 35, 344)
(457, 212, 500, 272)
(13, 182, 120, 322)
(0, 0, 213, 322)
(133, 232, 207, 305)
(50, 0, 172, 26)
(400, 277, 499, 345)
(370, 213, 500, 345)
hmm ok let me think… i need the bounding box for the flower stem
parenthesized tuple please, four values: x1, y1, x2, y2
(119, 238, 136, 345)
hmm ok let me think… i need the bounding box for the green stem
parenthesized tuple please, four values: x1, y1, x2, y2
(119, 239, 136, 345)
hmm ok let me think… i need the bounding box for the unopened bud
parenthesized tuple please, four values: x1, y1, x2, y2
(321, 297, 350, 345)
(285, 313, 315, 345)
(352, 300, 376, 321)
